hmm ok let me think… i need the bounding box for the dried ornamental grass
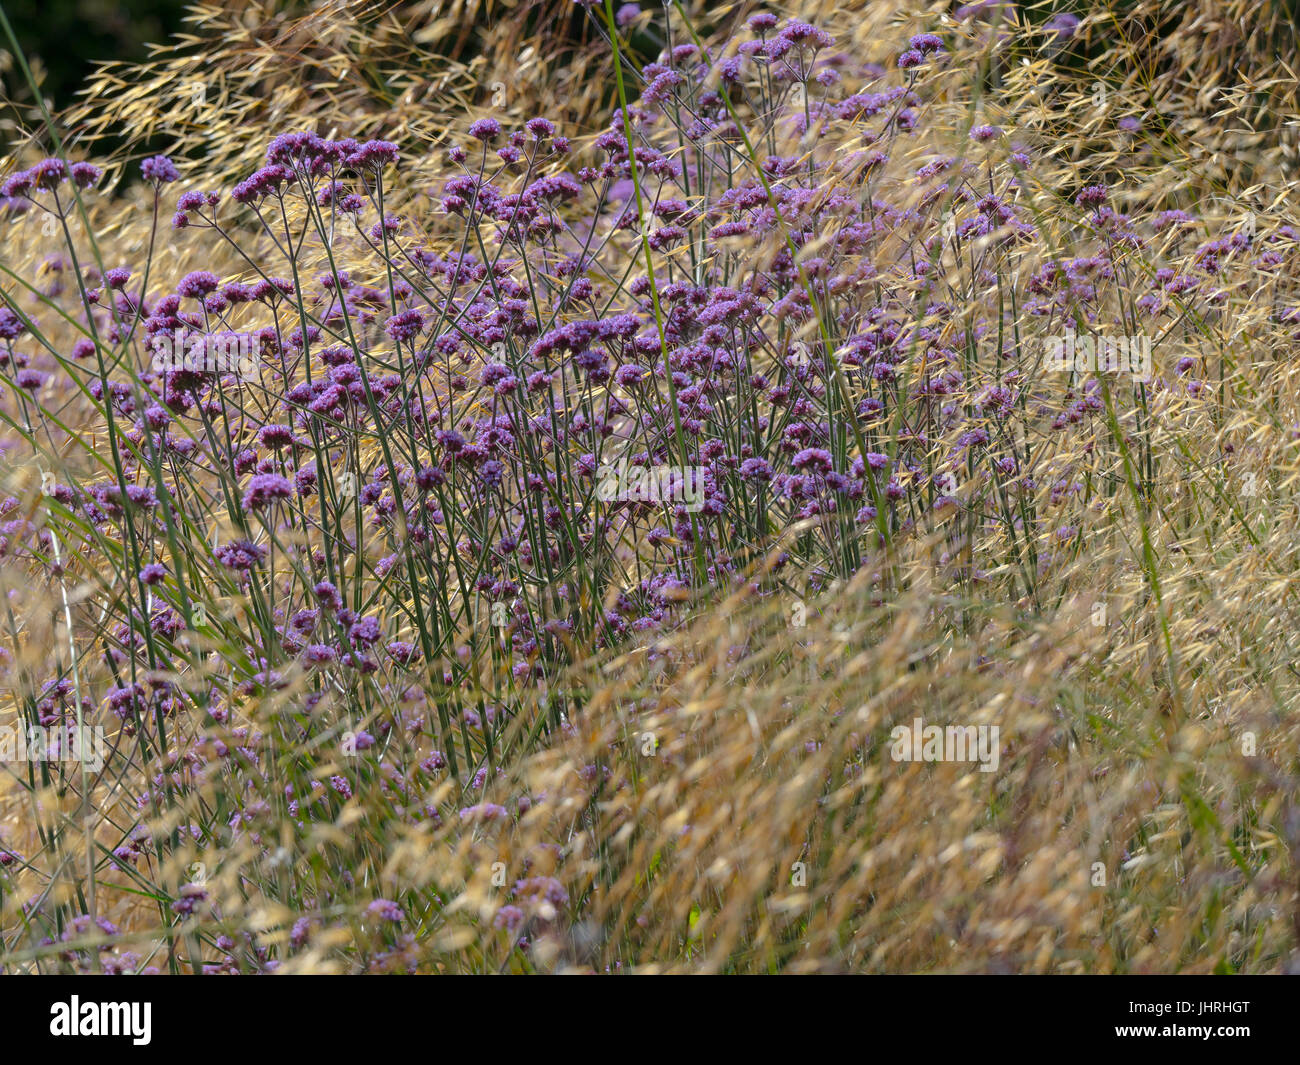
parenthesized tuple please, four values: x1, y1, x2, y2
(0, 0, 1297, 973)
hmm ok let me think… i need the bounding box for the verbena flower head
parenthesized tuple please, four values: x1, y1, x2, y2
(141, 155, 180, 184)
(71, 162, 103, 189)
(243, 473, 293, 510)
(468, 118, 502, 143)
(30, 158, 68, 190)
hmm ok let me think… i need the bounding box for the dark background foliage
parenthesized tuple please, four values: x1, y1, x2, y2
(1, 0, 189, 109)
